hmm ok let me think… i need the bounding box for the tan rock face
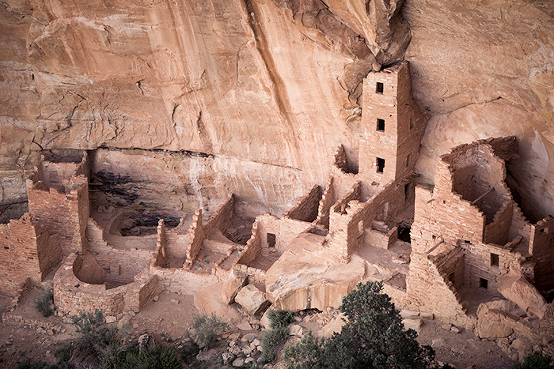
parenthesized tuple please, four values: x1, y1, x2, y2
(497, 273, 548, 319)
(475, 300, 517, 340)
(234, 284, 270, 315)
(1, 0, 554, 221)
(221, 269, 248, 305)
(265, 233, 366, 312)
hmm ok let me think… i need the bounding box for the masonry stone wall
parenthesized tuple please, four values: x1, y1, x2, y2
(184, 209, 204, 268)
(316, 177, 335, 229)
(151, 219, 167, 268)
(360, 61, 425, 185)
(529, 217, 554, 292)
(255, 213, 312, 253)
(235, 220, 262, 266)
(0, 214, 62, 295)
(407, 247, 469, 326)
(27, 175, 89, 256)
(463, 242, 520, 296)
(54, 253, 157, 316)
(484, 201, 514, 245)
(284, 185, 322, 223)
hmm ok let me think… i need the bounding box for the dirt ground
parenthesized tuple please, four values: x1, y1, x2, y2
(0, 283, 515, 369)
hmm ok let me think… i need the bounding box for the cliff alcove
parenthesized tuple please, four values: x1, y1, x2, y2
(1, 0, 554, 367)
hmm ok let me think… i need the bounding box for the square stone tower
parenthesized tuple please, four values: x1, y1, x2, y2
(359, 61, 425, 185)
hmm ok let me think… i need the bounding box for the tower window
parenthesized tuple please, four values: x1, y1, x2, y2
(479, 278, 488, 289)
(376, 82, 384, 94)
(404, 183, 410, 202)
(376, 157, 385, 173)
(377, 119, 385, 132)
(409, 117, 414, 130)
(491, 253, 499, 267)
(406, 154, 411, 167)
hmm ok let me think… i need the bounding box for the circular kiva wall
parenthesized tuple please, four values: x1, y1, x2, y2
(53, 253, 158, 316)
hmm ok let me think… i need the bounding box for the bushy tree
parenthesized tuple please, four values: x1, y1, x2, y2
(284, 281, 450, 369)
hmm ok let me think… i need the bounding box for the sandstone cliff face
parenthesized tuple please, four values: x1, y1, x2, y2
(1, 0, 553, 220)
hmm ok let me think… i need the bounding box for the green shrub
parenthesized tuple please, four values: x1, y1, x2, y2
(72, 309, 128, 368)
(119, 342, 180, 369)
(261, 326, 290, 363)
(513, 352, 554, 369)
(191, 312, 228, 349)
(34, 288, 54, 317)
(179, 339, 201, 365)
(267, 310, 294, 330)
(284, 281, 450, 369)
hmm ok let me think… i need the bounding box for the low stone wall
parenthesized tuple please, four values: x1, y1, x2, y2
(235, 221, 262, 266)
(54, 253, 157, 316)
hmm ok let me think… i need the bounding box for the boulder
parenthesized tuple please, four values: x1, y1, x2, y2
(475, 300, 517, 340)
(265, 233, 365, 312)
(221, 269, 248, 304)
(498, 273, 548, 318)
(235, 284, 270, 315)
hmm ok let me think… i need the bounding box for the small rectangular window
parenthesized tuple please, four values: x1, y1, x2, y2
(491, 253, 499, 267)
(406, 154, 411, 167)
(409, 117, 414, 130)
(479, 278, 488, 289)
(376, 82, 384, 94)
(404, 183, 410, 202)
(376, 157, 385, 173)
(377, 119, 385, 132)
(267, 233, 276, 248)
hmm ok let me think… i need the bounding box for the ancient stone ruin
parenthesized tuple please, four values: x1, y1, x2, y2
(1, 61, 554, 361)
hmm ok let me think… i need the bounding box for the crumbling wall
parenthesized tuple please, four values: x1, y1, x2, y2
(484, 201, 514, 246)
(235, 221, 262, 266)
(184, 209, 204, 268)
(411, 181, 485, 255)
(406, 247, 469, 326)
(54, 253, 157, 316)
(203, 194, 235, 236)
(27, 175, 89, 256)
(284, 185, 322, 223)
(151, 219, 167, 268)
(0, 214, 62, 295)
(529, 217, 554, 292)
(441, 142, 512, 224)
(462, 242, 520, 296)
(150, 266, 219, 295)
(256, 213, 312, 253)
(316, 177, 336, 229)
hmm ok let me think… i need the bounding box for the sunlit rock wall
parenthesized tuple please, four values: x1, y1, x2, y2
(0, 0, 553, 220)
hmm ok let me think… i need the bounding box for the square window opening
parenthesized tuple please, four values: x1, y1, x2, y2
(377, 118, 385, 132)
(479, 278, 488, 289)
(267, 233, 276, 248)
(491, 253, 499, 267)
(376, 157, 385, 173)
(376, 82, 384, 94)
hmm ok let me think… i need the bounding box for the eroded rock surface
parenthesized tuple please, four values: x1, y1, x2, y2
(2, 0, 552, 221)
